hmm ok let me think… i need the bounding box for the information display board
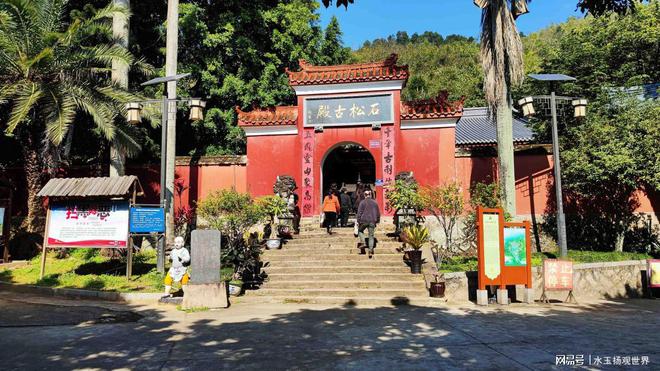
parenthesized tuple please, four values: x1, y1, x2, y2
(130, 206, 165, 233)
(477, 206, 532, 291)
(47, 201, 129, 248)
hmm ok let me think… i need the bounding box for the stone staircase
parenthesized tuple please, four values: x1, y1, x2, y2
(242, 218, 431, 306)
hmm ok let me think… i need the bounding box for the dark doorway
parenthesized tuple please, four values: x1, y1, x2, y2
(322, 143, 376, 197)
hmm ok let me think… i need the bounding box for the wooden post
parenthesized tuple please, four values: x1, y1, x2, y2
(126, 185, 137, 280)
(39, 206, 51, 280)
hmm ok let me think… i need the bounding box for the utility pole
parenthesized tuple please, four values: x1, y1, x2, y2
(164, 0, 179, 246)
(110, 0, 130, 177)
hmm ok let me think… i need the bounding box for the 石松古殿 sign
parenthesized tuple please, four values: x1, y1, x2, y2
(304, 94, 394, 127)
(47, 201, 129, 248)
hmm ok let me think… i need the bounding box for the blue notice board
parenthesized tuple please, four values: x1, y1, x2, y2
(130, 207, 165, 233)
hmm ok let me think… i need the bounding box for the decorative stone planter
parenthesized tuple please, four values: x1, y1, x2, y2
(409, 250, 422, 274)
(228, 282, 243, 296)
(265, 238, 282, 250)
(430, 282, 446, 298)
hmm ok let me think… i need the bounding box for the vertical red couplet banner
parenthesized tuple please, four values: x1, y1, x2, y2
(301, 128, 315, 217)
(381, 126, 395, 216)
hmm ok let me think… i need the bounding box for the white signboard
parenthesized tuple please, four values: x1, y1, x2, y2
(47, 201, 129, 248)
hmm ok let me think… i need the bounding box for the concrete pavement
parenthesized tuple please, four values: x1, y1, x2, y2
(0, 292, 657, 370)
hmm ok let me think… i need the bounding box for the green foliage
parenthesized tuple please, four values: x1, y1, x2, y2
(353, 35, 483, 105)
(402, 225, 430, 251)
(421, 183, 464, 251)
(172, 0, 351, 156)
(197, 189, 264, 280)
(386, 179, 424, 212)
(460, 182, 510, 253)
(256, 195, 288, 238)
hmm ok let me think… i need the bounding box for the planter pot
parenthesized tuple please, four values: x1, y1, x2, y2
(266, 238, 282, 250)
(430, 282, 446, 298)
(228, 283, 243, 296)
(409, 250, 422, 274)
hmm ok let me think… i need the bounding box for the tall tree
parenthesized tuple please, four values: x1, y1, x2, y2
(320, 16, 350, 65)
(0, 0, 144, 233)
(475, 0, 527, 217)
(109, 0, 131, 177)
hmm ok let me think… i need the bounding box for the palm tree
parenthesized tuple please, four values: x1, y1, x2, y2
(0, 0, 148, 233)
(475, 0, 528, 217)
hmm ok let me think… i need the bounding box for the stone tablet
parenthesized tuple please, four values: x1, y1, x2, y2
(190, 229, 221, 284)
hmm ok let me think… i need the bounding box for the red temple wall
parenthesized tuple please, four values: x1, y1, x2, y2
(245, 134, 300, 198)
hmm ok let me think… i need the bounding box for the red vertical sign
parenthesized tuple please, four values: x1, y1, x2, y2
(381, 126, 395, 216)
(301, 128, 315, 217)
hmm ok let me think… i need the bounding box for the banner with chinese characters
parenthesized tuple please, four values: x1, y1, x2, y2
(304, 94, 394, 127)
(543, 259, 573, 291)
(301, 129, 315, 217)
(47, 201, 129, 248)
(381, 126, 395, 215)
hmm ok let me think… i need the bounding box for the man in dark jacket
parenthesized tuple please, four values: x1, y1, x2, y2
(339, 188, 352, 227)
(357, 189, 380, 258)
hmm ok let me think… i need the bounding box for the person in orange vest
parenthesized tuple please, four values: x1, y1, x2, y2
(322, 189, 340, 234)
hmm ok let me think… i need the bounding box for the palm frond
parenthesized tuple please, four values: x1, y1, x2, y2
(5, 81, 43, 134)
(111, 123, 142, 159)
(44, 90, 76, 145)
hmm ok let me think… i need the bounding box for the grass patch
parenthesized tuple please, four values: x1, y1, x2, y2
(0, 248, 164, 293)
(439, 250, 652, 273)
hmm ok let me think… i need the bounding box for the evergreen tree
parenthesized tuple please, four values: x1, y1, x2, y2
(320, 16, 351, 65)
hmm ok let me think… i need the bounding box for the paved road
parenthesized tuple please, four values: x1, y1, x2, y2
(0, 292, 657, 370)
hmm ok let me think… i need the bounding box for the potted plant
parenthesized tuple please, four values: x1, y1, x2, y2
(403, 225, 430, 274)
(386, 177, 424, 237)
(228, 273, 243, 296)
(429, 274, 446, 298)
(258, 195, 288, 249)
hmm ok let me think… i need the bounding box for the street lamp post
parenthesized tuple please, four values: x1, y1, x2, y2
(126, 73, 204, 274)
(518, 74, 587, 258)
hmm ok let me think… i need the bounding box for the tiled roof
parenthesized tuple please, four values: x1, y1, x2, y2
(38, 176, 143, 197)
(286, 53, 409, 86)
(456, 107, 535, 146)
(236, 106, 298, 127)
(400, 91, 465, 120)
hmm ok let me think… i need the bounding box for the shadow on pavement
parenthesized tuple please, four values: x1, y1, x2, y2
(0, 295, 658, 370)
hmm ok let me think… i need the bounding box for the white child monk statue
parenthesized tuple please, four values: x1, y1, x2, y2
(163, 236, 190, 297)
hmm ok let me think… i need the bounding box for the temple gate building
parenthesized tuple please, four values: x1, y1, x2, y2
(237, 54, 539, 217)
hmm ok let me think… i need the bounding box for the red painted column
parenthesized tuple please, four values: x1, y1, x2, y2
(301, 128, 315, 217)
(381, 125, 396, 216)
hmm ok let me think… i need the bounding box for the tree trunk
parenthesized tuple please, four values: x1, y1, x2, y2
(496, 91, 516, 218)
(109, 0, 130, 177)
(20, 131, 44, 234)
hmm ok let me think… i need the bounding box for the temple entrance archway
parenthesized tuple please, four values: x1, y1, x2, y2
(321, 143, 376, 203)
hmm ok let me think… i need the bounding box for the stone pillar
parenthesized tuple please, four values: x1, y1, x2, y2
(476, 289, 489, 306)
(182, 230, 228, 309)
(497, 288, 509, 305)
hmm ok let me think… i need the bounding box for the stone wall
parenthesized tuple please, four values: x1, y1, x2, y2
(442, 260, 650, 303)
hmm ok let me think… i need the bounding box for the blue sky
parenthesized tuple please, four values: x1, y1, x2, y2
(319, 0, 583, 49)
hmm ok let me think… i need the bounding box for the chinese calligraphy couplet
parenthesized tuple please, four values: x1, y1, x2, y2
(301, 128, 315, 217)
(381, 126, 395, 216)
(544, 259, 574, 291)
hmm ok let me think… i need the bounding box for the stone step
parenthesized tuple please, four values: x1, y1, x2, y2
(286, 237, 397, 244)
(262, 254, 404, 262)
(262, 280, 426, 290)
(263, 266, 412, 274)
(238, 295, 434, 306)
(261, 260, 404, 268)
(250, 288, 429, 298)
(264, 247, 402, 255)
(264, 273, 420, 282)
(282, 242, 401, 249)
(297, 228, 395, 235)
